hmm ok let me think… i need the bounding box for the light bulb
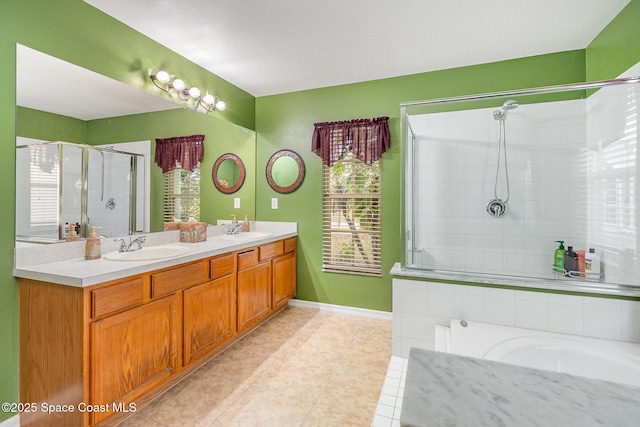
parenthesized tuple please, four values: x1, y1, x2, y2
(202, 93, 215, 105)
(189, 87, 201, 98)
(156, 70, 171, 84)
(172, 79, 186, 91)
(216, 100, 226, 111)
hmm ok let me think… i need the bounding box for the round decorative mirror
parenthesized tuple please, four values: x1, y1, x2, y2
(212, 153, 246, 194)
(266, 149, 305, 194)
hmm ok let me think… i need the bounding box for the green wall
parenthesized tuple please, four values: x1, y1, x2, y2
(586, 0, 640, 80)
(17, 107, 87, 144)
(255, 51, 586, 312)
(87, 109, 257, 230)
(1, 0, 255, 421)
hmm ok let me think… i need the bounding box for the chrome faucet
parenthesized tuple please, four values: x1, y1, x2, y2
(114, 235, 146, 252)
(223, 223, 243, 235)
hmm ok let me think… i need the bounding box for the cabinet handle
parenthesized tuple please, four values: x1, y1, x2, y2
(238, 249, 255, 255)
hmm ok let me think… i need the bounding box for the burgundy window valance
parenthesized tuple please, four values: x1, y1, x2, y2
(311, 116, 390, 166)
(154, 134, 205, 173)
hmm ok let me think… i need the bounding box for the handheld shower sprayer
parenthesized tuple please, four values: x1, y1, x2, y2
(493, 100, 519, 121)
(487, 100, 519, 217)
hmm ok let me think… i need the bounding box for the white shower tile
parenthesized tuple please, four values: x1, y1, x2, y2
(401, 313, 428, 341)
(583, 306, 622, 340)
(427, 291, 454, 318)
(515, 299, 548, 330)
(454, 293, 484, 322)
(548, 303, 584, 335)
(483, 293, 515, 326)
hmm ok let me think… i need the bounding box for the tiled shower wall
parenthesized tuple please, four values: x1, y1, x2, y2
(408, 99, 588, 280)
(392, 278, 640, 357)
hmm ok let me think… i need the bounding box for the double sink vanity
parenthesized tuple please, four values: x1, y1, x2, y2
(14, 222, 297, 426)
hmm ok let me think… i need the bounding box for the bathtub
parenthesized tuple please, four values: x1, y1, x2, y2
(435, 319, 640, 388)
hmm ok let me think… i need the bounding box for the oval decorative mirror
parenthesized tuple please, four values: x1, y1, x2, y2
(266, 149, 305, 194)
(212, 153, 246, 194)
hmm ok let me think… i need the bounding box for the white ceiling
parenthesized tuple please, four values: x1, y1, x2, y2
(84, 0, 630, 97)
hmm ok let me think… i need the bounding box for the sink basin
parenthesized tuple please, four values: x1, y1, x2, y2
(104, 245, 190, 261)
(220, 232, 273, 240)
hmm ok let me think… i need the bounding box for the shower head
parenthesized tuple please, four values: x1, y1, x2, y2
(493, 99, 519, 121)
(502, 100, 519, 110)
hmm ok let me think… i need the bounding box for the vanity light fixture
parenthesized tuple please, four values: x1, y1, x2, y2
(148, 68, 226, 112)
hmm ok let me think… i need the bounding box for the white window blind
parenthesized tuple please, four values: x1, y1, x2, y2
(163, 164, 200, 222)
(322, 152, 382, 276)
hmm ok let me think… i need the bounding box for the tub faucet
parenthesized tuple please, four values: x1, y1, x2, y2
(114, 235, 146, 252)
(223, 223, 243, 235)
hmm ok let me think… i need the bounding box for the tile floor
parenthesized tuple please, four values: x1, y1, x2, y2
(118, 305, 392, 427)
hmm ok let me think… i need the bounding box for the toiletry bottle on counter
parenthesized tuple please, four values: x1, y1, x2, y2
(585, 248, 601, 281)
(231, 214, 238, 224)
(553, 241, 565, 274)
(242, 214, 250, 232)
(564, 246, 577, 277)
(85, 226, 102, 260)
(65, 223, 80, 242)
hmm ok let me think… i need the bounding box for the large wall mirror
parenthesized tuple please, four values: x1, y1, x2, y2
(266, 149, 305, 194)
(212, 153, 246, 194)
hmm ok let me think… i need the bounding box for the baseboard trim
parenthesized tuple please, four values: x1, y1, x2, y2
(288, 299, 392, 320)
(0, 415, 19, 427)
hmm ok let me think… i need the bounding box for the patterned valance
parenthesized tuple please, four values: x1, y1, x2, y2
(154, 134, 205, 173)
(311, 116, 390, 166)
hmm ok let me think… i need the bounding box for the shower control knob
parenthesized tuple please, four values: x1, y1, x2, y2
(486, 199, 507, 217)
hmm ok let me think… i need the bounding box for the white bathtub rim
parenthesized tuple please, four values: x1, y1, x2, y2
(437, 319, 640, 388)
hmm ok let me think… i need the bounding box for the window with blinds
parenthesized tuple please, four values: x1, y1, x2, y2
(322, 151, 382, 276)
(163, 164, 201, 222)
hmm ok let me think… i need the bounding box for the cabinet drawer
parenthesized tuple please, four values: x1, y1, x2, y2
(284, 237, 297, 254)
(151, 260, 209, 298)
(91, 277, 146, 318)
(237, 248, 258, 271)
(259, 240, 284, 261)
(211, 253, 235, 279)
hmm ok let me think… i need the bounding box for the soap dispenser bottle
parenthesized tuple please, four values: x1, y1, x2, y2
(66, 223, 80, 242)
(553, 241, 565, 274)
(85, 226, 102, 260)
(564, 246, 577, 277)
(242, 214, 250, 232)
(231, 214, 238, 224)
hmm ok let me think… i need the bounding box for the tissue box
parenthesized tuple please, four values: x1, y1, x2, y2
(180, 222, 207, 243)
(163, 222, 181, 231)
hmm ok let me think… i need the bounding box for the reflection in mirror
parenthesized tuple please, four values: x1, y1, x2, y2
(266, 149, 305, 194)
(212, 153, 246, 194)
(16, 141, 146, 242)
(15, 44, 178, 244)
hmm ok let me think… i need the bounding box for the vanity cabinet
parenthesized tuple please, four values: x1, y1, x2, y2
(183, 254, 236, 365)
(237, 248, 272, 332)
(19, 237, 296, 427)
(90, 294, 181, 425)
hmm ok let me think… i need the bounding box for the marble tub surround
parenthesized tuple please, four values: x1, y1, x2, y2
(391, 263, 640, 298)
(401, 347, 640, 427)
(13, 221, 296, 287)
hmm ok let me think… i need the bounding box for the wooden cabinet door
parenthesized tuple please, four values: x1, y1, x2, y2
(183, 275, 236, 365)
(90, 294, 180, 425)
(272, 252, 296, 310)
(237, 261, 271, 332)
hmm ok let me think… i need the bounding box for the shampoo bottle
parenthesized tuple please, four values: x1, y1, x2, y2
(585, 248, 601, 282)
(553, 241, 565, 274)
(85, 226, 102, 260)
(564, 246, 577, 277)
(242, 214, 250, 232)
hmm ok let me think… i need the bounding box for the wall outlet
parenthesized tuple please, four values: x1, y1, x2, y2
(271, 198, 278, 209)
(234, 198, 240, 209)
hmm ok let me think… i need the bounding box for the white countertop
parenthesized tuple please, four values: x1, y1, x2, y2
(400, 347, 640, 427)
(14, 221, 297, 287)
